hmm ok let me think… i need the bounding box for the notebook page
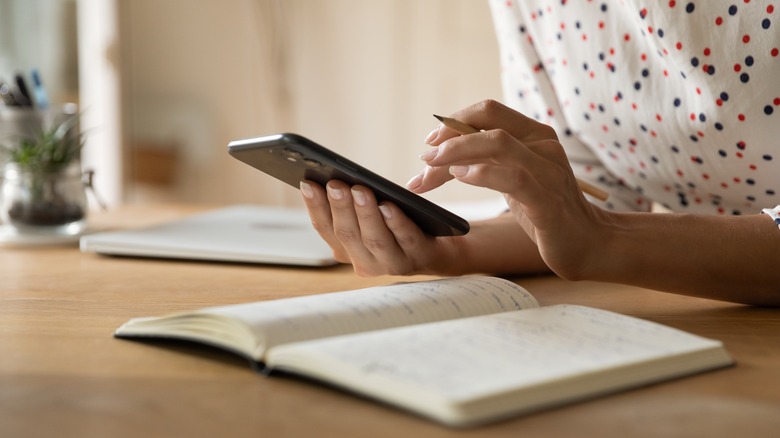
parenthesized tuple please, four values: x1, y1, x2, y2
(204, 276, 539, 354)
(269, 304, 727, 402)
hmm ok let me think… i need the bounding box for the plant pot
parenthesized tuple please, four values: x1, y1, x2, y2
(0, 161, 88, 236)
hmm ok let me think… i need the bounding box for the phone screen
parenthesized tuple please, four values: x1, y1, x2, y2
(228, 133, 469, 236)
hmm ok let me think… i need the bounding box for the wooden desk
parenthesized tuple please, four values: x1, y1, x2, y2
(1, 205, 778, 437)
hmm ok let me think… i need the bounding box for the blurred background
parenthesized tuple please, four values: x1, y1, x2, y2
(0, 0, 501, 210)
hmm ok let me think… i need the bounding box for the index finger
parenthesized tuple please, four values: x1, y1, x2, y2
(447, 99, 558, 142)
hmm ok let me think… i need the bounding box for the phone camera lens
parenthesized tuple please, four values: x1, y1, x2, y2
(303, 159, 323, 168)
(283, 148, 304, 162)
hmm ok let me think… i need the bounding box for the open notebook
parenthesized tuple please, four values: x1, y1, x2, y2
(80, 205, 338, 266)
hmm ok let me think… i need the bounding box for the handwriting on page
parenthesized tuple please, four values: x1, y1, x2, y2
(206, 277, 539, 352)
(281, 304, 722, 400)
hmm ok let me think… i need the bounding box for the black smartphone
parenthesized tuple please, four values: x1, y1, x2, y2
(227, 133, 469, 236)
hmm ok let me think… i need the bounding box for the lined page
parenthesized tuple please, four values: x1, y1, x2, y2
(268, 304, 730, 402)
(204, 277, 538, 355)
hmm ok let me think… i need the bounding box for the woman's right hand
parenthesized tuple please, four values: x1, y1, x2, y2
(300, 179, 470, 276)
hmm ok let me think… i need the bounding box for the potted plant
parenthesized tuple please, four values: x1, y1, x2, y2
(0, 110, 88, 235)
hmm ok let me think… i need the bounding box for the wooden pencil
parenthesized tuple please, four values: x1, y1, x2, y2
(433, 114, 609, 201)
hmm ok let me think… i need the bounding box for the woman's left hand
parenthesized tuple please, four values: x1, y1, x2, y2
(412, 100, 611, 280)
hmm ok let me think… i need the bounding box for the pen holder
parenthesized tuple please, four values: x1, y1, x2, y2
(0, 105, 90, 238)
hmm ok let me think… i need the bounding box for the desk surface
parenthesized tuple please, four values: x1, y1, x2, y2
(1, 204, 778, 438)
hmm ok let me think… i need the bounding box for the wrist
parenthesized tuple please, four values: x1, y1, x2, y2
(570, 208, 625, 283)
(437, 216, 550, 277)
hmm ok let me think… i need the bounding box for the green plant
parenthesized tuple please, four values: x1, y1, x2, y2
(1, 112, 84, 174)
(0, 112, 88, 228)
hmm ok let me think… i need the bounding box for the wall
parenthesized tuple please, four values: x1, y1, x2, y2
(120, 0, 502, 207)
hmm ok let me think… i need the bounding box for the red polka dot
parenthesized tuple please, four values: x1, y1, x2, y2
(743, 35, 751, 44)
(769, 5, 775, 13)
(669, 0, 676, 6)
(703, 48, 711, 56)
(716, 98, 724, 106)
(738, 114, 746, 121)
(716, 17, 724, 25)
(774, 97, 780, 106)
(676, 42, 683, 50)
(624, 34, 631, 41)
(734, 63, 742, 72)
(772, 48, 779, 57)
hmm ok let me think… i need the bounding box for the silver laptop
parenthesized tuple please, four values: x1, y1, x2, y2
(80, 205, 338, 266)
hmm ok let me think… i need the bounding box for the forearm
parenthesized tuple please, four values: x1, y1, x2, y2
(451, 213, 550, 276)
(590, 212, 780, 306)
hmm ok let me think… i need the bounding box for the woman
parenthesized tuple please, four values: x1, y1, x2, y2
(300, 1, 780, 306)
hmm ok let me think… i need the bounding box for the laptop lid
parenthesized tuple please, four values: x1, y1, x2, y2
(80, 205, 338, 267)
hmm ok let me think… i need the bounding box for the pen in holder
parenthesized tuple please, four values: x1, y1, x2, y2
(0, 105, 98, 238)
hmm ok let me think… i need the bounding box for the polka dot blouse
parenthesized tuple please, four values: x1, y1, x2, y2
(489, 0, 779, 215)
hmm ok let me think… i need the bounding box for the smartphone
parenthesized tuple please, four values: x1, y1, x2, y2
(227, 133, 469, 236)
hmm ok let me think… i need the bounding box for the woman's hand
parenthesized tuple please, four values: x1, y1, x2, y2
(300, 179, 470, 276)
(412, 99, 612, 280)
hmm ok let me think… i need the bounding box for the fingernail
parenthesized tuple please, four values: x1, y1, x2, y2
(449, 165, 469, 177)
(327, 185, 343, 200)
(351, 188, 367, 206)
(424, 126, 440, 144)
(300, 181, 314, 199)
(378, 204, 392, 220)
(419, 148, 438, 162)
(406, 172, 423, 190)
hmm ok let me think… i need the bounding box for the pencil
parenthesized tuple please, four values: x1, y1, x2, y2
(433, 114, 609, 201)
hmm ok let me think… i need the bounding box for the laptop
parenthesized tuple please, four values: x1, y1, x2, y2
(80, 205, 338, 267)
